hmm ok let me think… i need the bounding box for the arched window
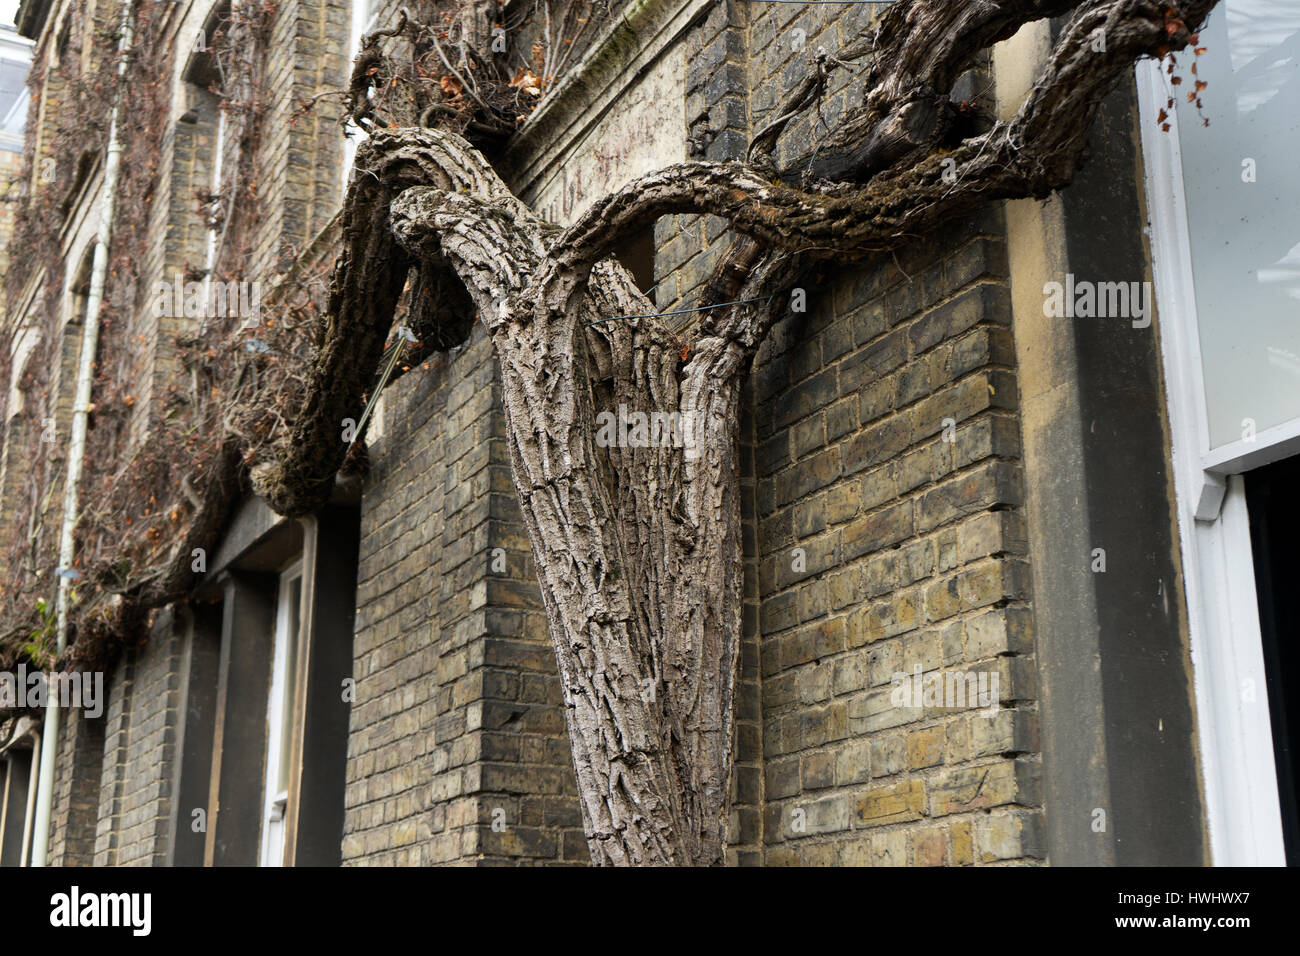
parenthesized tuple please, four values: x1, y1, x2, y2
(181, 2, 233, 331)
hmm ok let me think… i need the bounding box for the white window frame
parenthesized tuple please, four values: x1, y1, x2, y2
(184, 18, 234, 334)
(1137, 52, 1288, 866)
(203, 107, 227, 314)
(259, 558, 303, 867)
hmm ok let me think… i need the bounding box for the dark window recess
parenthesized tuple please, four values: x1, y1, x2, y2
(614, 229, 656, 298)
(183, 502, 359, 865)
(0, 749, 32, 866)
(1246, 454, 1300, 865)
(182, 2, 231, 91)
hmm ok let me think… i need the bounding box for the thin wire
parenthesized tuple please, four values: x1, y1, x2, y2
(585, 295, 769, 327)
(351, 330, 412, 445)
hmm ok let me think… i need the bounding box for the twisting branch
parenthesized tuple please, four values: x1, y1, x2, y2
(4, 0, 1223, 854)
(747, 49, 832, 170)
(247, 0, 1220, 865)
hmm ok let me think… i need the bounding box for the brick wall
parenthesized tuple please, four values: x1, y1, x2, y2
(92, 613, 184, 866)
(45, 0, 354, 864)
(128, 76, 218, 447)
(24, 0, 1054, 868)
(46, 702, 104, 866)
(341, 0, 1046, 867)
(248, 0, 350, 284)
(344, 324, 584, 866)
(749, 218, 1043, 865)
(661, 1, 1045, 865)
(0, 147, 23, 324)
(129, 0, 352, 447)
(0, 411, 30, 577)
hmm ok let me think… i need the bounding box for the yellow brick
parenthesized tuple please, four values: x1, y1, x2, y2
(912, 828, 946, 866)
(855, 779, 926, 825)
(906, 725, 945, 769)
(952, 820, 974, 865)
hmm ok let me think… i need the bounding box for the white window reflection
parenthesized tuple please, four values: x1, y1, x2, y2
(1175, 0, 1300, 449)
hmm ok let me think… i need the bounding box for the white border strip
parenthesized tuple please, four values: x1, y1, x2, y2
(1137, 56, 1285, 866)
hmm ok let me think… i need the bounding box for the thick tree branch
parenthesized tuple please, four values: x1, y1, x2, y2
(246, 0, 1220, 865)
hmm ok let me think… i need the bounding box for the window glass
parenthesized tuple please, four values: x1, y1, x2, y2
(1176, 0, 1300, 449)
(261, 563, 302, 866)
(342, 0, 380, 185)
(277, 575, 301, 795)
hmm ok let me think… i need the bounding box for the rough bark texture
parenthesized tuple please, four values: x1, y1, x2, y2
(249, 0, 1218, 864)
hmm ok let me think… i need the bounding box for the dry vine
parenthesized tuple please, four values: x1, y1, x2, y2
(0, 0, 584, 672)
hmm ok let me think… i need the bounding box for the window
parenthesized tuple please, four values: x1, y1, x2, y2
(0, 750, 35, 866)
(182, 3, 233, 332)
(184, 502, 359, 866)
(1165, 0, 1300, 460)
(0, 718, 40, 867)
(0, 321, 38, 513)
(1140, 0, 1300, 865)
(0, 46, 31, 155)
(260, 559, 303, 867)
(342, 1, 381, 190)
(1244, 457, 1300, 862)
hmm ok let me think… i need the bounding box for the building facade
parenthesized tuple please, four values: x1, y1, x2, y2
(0, 0, 1295, 866)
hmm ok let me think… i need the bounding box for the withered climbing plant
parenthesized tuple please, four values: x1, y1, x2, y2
(0, 0, 597, 673)
(244, 0, 1222, 864)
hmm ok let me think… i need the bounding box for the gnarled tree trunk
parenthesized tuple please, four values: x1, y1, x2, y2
(252, 0, 1219, 864)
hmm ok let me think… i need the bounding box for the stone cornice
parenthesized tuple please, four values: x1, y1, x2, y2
(503, 0, 710, 204)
